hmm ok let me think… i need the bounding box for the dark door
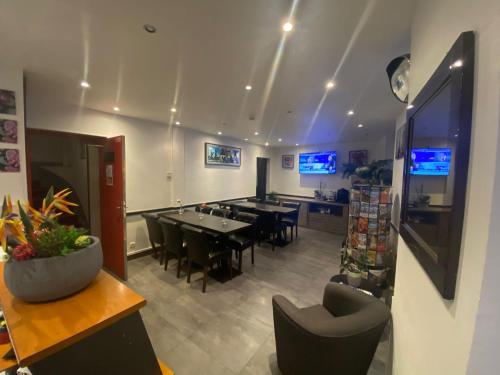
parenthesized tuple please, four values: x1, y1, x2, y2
(100, 136, 127, 280)
(256, 157, 268, 200)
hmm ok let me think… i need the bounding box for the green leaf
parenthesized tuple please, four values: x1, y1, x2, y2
(1, 197, 7, 217)
(45, 186, 55, 207)
(17, 201, 34, 237)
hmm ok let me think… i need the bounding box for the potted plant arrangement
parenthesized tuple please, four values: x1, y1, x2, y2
(342, 159, 393, 186)
(340, 247, 370, 287)
(0, 187, 102, 302)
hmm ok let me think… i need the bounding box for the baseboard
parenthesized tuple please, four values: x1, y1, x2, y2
(127, 247, 153, 260)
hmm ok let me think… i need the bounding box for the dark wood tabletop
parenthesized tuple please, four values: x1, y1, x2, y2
(230, 201, 297, 214)
(159, 210, 251, 235)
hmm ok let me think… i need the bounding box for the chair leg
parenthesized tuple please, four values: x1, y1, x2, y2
(164, 252, 169, 271)
(238, 250, 243, 272)
(251, 243, 255, 265)
(176, 254, 182, 278)
(272, 233, 275, 251)
(228, 257, 233, 280)
(296, 224, 298, 238)
(187, 260, 192, 283)
(291, 226, 294, 242)
(202, 266, 208, 293)
(151, 242, 157, 258)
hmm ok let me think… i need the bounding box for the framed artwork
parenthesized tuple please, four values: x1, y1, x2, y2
(0, 119, 18, 144)
(349, 150, 368, 166)
(395, 123, 407, 159)
(0, 148, 20, 172)
(205, 142, 241, 167)
(0, 89, 16, 115)
(282, 154, 294, 169)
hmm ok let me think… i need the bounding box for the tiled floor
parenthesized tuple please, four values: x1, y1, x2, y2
(127, 227, 389, 375)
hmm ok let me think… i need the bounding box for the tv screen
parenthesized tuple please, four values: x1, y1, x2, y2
(410, 148, 451, 176)
(299, 151, 336, 174)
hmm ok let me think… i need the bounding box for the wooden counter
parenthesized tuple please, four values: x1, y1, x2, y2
(0, 263, 173, 374)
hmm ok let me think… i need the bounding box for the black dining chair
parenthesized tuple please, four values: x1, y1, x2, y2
(158, 218, 188, 277)
(228, 212, 258, 272)
(281, 202, 301, 241)
(211, 208, 233, 219)
(196, 205, 213, 214)
(259, 210, 286, 251)
(141, 213, 165, 264)
(181, 224, 233, 293)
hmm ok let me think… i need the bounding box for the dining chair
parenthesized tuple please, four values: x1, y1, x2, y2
(281, 202, 301, 241)
(264, 199, 280, 206)
(158, 218, 188, 277)
(228, 212, 258, 272)
(211, 208, 233, 219)
(247, 197, 262, 203)
(181, 224, 233, 293)
(141, 213, 165, 264)
(258, 210, 286, 251)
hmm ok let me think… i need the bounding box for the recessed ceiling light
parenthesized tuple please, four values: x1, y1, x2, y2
(282, 22, 293, 32)
(80, 80, 90, 88)
(171, 107, 177, 113)
(244, 138, 249, 141)
(265, 142, 269, 146)
(406, 104, 414, 109)
(254, 131, 259, 136)
(143, 24, 157, 33)
(217, 131, 222, 135)
(357, 124, 364, 128)
(295, 143, 299, 146)
(347, 110, 354, 116)
(326, 81, 335, 89)
(113, 106, 120, 112)
(449, 59, 463, 69)
(278, 138, 282, 142)
(175, 121, 181, 125)
(245, 85, 252, 91)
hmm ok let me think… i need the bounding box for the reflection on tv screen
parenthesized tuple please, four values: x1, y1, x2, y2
(299, 151, 336, 174)
(410, 148, 451, 176)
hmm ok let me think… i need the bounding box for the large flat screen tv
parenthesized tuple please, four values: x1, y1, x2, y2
(299, 151, 336, 174)
(410, 148, 452, 176)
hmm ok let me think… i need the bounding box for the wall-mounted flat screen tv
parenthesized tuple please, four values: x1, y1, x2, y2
(299, 151, 336, 174)
(410, 148, 451, 176)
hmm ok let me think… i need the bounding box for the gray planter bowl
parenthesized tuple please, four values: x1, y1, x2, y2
(4, 236, 103, 303)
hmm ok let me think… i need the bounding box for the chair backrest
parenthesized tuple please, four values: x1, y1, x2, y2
(264, 199, 280, 206)
(211, 208, 232, 219)
(235, 212, 259, 238)
(141, 213, 164, 245)
(181, 224, 211, 264)
(158, 218, 184, 256)
(198, 206, 213, 214)
(282, 201, 301, 221)
(258, 210, 278, 234)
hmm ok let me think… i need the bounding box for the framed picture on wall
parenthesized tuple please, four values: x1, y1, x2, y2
(0, 148, 20, 172)
(205, 142, 241, 167)
(395, 123, 407, 159)
(0, 119, 17, 143)
(0, 89, 16, 115)
(282, 154, 294, 169)
(349, 150, 368, 166)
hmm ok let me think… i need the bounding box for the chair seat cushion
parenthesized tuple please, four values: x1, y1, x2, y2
(227, 234, 253, 250)
(281, 217, 295, 226)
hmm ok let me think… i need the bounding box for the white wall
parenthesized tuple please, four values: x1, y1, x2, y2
(0, 65, 27, 203)
(269, 137, 391, 197)
(391, 1, 500, 374)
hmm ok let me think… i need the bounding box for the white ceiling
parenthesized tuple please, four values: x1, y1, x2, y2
(0, 0, 414, 146)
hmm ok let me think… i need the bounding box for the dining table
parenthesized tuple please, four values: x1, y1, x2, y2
(228, 201, 298, 246)
(159, 210, 251, 282)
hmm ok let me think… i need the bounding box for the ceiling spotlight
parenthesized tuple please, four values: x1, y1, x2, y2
(449, 59, 463, 69)
(347, 110, 354, 116)
(357, 124, 364, 128)
(170, 107, 177, 113)
(265, 142, 269, 146)
(80, 80, 90, 89)
(113, 106, 120, 112)
(254, 131, 259, 136)
(244, 138, 249, 141)
(295, 143, 299, 146)
(245, 85, 252, 91)
(406, 104, 414, 110)
(326, 81, 335, 89)
(278, 138, 282, 142)
(143, 24, 157, 33)
(217, 131, 222, 135)
(282, 22, 293, 32)
(175, 121, 181, 125)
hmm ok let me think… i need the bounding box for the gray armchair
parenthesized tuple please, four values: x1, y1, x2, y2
(272, 283, 390, 375)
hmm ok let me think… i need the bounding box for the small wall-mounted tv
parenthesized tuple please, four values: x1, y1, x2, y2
(299, 151, 336, 174)
(410, 148, 451, 176)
